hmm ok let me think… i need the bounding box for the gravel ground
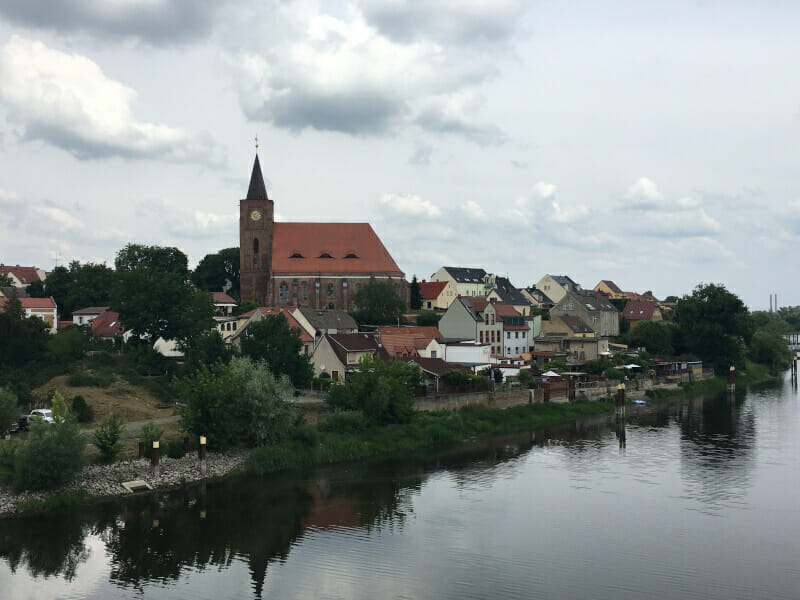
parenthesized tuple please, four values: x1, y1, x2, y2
(0, 450, 246, 516)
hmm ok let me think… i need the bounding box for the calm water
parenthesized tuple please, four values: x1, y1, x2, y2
(2, 375, 800, 600)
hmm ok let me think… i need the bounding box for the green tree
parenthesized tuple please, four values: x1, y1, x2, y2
(352, 279, 406, 325)
(327, 355, 422, 424)
(92, 413, 125, 463)
(748, 329, 792, 371)
(37, 261, 115, 319)
(175, 357, 294, 450)
(50, 391, 68, 422)
(112, 244, 214, 345)
(409, 275, 422, 310)
(415, 311, 440, 327)
(0, 387, 19, 432)
(676, 283, 754, 373)
(0, 272, 13, 287)
(14, 417, 85, 491)
(47, 325, 91, 362)
(183, 330, 232, 370)
(776, 306, 800, 331)
(191, 247, 240, 298)
(235, 300, 259, 315)
(0, 288, 49, 367)
(626, 321, 674, 355)
(239, 315, 313, 388)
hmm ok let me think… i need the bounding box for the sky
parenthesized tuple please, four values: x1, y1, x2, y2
(0, 0, 797, 310)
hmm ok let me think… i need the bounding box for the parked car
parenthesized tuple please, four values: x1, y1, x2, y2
(17, 409, 54, 431)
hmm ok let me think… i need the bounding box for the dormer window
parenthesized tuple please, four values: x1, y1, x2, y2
(319, 253, 333, 258)
(290, 253, 304, 258)
(344, 253, 358, 259)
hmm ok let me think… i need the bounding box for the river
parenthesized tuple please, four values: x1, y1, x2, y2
(1, 374, 799, 599)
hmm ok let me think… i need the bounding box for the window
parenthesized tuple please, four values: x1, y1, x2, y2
(279, 282, 289, 303)
(253, 238, 259, 253)
(431, 350, 437, 358)
(515, 331, 519, 339)
(232, 322, 237, 331)
(507, 332, 511, 339)
(319, 253, 333, 258)
(290, 252, 304, 258)
(328, 302, 334, 309)
(301, 282, 308, 300)
(344, 253, 358, 258)
(327, 283, 334, 297)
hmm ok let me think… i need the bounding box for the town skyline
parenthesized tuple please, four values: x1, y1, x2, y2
(0, 1, 798, 309)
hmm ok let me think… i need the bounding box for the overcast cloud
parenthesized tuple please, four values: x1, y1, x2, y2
(0, 0, 798, 309)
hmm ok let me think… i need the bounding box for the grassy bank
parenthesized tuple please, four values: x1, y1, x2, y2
(247, 400, 613, 476)
(644, 360, 777, 400)
(14, 490, 93, 516)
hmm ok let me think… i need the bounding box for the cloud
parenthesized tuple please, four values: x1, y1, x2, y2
(0, 0, 223, 45)
(624, 176, 663, 209)
(379, 193, 441, 218)
(0, 36, 222, 163)
(461, 200, 486, 220)
(358, 0, 526, 46)
(532, 181, 557, 199)
(408, 142, 433, 166)
(232, 4, 512, 144)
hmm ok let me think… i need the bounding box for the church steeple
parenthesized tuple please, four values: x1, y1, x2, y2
(247, 154, 269, 202)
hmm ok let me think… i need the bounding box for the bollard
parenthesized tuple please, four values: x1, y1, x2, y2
(198, 435, 207, 476)
(727, 366, 736, 396)
(151, 441, 160, 478)
(615, 383, 626, 420)
(138, 440, 144, 459)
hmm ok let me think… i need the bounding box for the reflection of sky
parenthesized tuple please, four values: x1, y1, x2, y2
(2, 375, 800, 600)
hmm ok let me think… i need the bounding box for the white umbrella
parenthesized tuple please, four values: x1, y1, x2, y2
(542, 370, 560, 377)
(623, 364, 641, 369)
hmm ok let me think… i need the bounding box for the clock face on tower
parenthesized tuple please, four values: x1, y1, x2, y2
(250, 210, 262, 221)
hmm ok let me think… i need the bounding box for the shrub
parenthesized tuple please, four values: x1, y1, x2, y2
(92, 413, 125, 463)
(320, 410, 368, 434)
(165, 438, 186, 459)
(312, 377, 333, 391)
(318, 372, 331, 379)
(70, 395, 94, 423)
(604, 367, 625, 381)
(443, 370, 471, 387)
(140, 421, 164, 458)
(0, 387, 19, 433)
(50, 391, 68, 422)
(174, 357, 294, 451)
(292, 422, 320, 447)
(67, 371, 113, 388)
(13, 418, 86, 491)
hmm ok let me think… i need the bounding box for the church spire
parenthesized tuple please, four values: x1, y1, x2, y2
(246, 154, 269, 202)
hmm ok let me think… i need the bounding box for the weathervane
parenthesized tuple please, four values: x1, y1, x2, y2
(255, 135, 259, 151)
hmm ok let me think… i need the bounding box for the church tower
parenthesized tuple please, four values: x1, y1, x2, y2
(239, 155, 274, 304)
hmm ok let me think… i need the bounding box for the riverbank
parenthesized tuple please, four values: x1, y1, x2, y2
(0, 362, 780, 517)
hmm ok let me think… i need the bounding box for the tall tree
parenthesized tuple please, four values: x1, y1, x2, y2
(239, 315, 313, 388)
(33, 262, 115, 318)
(0, 288, 49, 367)
(0, 273, 13, 287)
(191, 247, 240, 297)
(112, 244, 214, 345)
(409, 275, 422, 310)
(676, 283, 754, 373)
(352, 279, 406, 325)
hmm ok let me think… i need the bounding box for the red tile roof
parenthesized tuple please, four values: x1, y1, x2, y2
(240, 306, 312, 342)
(622, 300, 660, 321)
(0, 296, 56, 309)
(0, 264, 41, 284)
(212, 292, 237, 304)
(379, 326, 441, 338)
(492, 303, 521, 317)
(406, 357, 470, 377)
(271, 223, 403, 275)
(418, 281, 448, 300)
(92, 310, 124, 337)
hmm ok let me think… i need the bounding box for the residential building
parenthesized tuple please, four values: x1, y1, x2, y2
(0, 264, 47, 288)
(534, 274, 581, 304)
(536, 315, 610, 365)
(430, 266, 489, 297)
(292, 307, 358, 348)
(72, 306, 110, 326)
(440, 341, 492, 372)
(91, 310, 124, 339)
(418, 280, 457, 310)
(593, 280, 626, 299)
(487, 276, 533, 315)
(377, 326, 443, 359)
(521, 286, 555, 309)
(438, 296, 505, 356)
(311, 333, 390, 380)
(0, 296, 58, 332)
(621, 300, 663, 328)
(550, 290, 619, 337)
(239, 155, 408, 310)
(212, 292, 237, 316)
(226, 306, 314, 355)
(493, 303, 531, 358)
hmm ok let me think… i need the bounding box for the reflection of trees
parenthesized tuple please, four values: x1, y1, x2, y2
(676, 392, 756, 508)
(0, 507, 92, 581)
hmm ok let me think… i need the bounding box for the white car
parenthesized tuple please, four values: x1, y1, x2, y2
(19, 409, 55, 429)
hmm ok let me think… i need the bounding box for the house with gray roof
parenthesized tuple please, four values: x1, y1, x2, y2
(430, 266, 489, 297)
(534, 274, 582, 304)
(293, 307, 358, 348)
(550, 290, 619, 337)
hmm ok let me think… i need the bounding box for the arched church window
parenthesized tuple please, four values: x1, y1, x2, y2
(327, 283, 334, 297)
(279, 282, 289, 303)
(301, 282, 308, 300)
(253, 238, 259, 254)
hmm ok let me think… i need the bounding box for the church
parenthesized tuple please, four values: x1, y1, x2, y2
(239, 155, 409, 310)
